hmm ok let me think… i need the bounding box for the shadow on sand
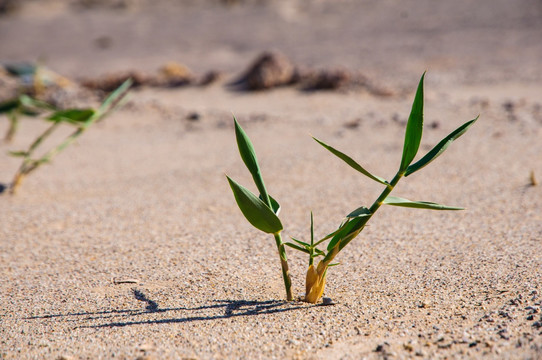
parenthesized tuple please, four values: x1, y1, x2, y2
(25, 288, 307, 328)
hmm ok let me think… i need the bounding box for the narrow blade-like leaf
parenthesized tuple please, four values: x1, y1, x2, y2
(47, 109, 95, 125)
(19, 95, 55, 111)
(290, 237, 311, 248)
(226, 176, 283, 234)
(346, 206, 372, 219)
(314, 248, 326, 256)
(405, 116, 479, 176)
(313, 137, 388, 185)
(0, 99, 19, 114)
(8, 151, 28, 157)
(400, 72, 425, 172)
(383, 196, 463, 210)
(314, 219, 349, 247)
(234, 117, 270, 203)
(284, 242, 310, 254)
(310, 211, 314, 246)
(327, 218, 361, 251)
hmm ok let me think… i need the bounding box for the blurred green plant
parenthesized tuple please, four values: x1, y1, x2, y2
(228, 73, 478, 303)
(0, 95, 55, 142)
(6, 79, 132, 194)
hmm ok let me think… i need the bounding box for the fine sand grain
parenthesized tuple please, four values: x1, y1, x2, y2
(1, 1, 541, 359)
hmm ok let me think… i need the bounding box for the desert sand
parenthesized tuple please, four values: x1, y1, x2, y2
(1, 1, 541, 359)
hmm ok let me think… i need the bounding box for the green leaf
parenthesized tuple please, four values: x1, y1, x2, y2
(19, 95, 55, 111)
(310, 211, 314, 246)
(338, 225, 364, 251)
(290, 237, 311, 248)
(327, 219, 358, 251)
(346, 206, 372, 219)
(312, 137, 388, 185)
(226, 176, 283, 234)
(260, 194, 280, 215)
(8, 151, 28, 157)
(313, 248, 326, 257)
(400, 72, 425, 172)
(0, 99, 20, 114)
(284, 242, 310, 254)
(405, 116, 479, 176)
(47, 109, 95, 125)
(234, 117, 271, 204)
(314, 220, 347, 247)
(383, 196, 464, 210)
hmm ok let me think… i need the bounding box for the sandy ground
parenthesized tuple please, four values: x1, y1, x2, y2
(1, 1, 542, 359)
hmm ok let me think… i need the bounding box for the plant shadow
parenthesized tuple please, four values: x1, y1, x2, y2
(25, 288, 307, 328)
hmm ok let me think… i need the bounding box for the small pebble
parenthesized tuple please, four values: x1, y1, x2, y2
(321, 297, 336, 306)
(187, 112, 201, 121)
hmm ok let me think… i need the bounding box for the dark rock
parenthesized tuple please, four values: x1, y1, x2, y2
(303, 68, 352, 90)
(233, 51, 297, 90)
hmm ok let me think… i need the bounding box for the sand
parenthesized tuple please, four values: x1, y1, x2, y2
(1, 1, 541, 359)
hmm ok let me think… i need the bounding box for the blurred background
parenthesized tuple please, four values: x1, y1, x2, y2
(1, 0, 542, 87)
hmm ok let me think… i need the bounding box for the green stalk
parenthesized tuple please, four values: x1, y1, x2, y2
(369, 171, 404, 213)
(5, 111, 19, 142)
(322, 171, 404, 265)
(10, 122, 60, 194)
(274, 232, 293, 301)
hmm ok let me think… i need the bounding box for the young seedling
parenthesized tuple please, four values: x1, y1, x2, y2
(228, 72, 478, 303)
(296, 72, 478, 303)
(226, 118, 293, 301)
(7, 79, 132, 194)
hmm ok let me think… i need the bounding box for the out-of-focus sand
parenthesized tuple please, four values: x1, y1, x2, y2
(1, 1, 541, 359)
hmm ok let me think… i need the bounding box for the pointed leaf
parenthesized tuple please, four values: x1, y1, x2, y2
(327, 218, 359, 251)
(346, 206, 372, 219)
(310, 211, 314, 246)
(405, 116, 479, 176)
(313, 137, 388, 185)
(8, 151, 28, 157)
(383, 196, 463, 210)
(226, 176, 283, 234)
(47, 109, 95, 125)
(338, 224, 364, 251)
(313, 248, 326, 256)
(234, 117, 270, 204)
(0, 99, 20, 114)
(290, 237, 311, 248)
(400, 72, 425, 172)
(284, 242, 310, 254)
(314, 220, 348, 247)
(19, 95, 55, 111)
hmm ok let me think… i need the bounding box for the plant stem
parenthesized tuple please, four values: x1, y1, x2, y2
(5, 111, 19, 142)
(324, 171, 405, 264)
(274, 232, 293, 301)
(369, 171, 404, 213)
(10, 122, 60, 194)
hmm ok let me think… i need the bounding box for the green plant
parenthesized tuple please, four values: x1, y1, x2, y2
(228, 72, 478, 303)
(7, 79, 132, 194)
(0, 95, 55, 142)
(226, 118, 293, 300)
